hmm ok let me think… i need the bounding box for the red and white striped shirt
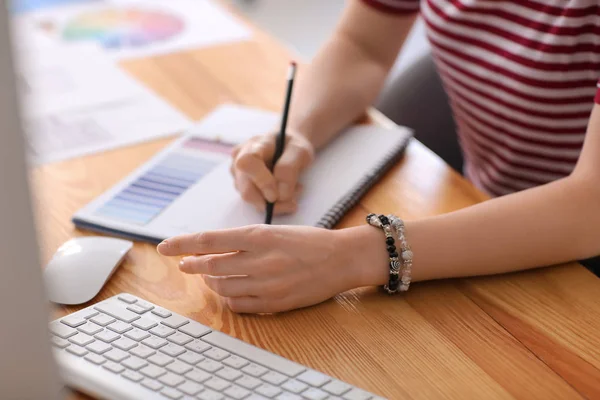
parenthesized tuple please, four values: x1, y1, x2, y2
(363, 0, 600, 196)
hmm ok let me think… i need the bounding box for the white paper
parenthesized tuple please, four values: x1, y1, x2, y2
(16, 43, 142, 116)
(73, 104, 413, 240)
(26, 91, 191, 165)
(15, 0, 252, 61)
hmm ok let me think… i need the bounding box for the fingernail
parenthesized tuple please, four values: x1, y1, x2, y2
(264, 187, 278, 203)
(157, 240, 169, 251)
(278, 182, 291, 200)
(179, 259, 185, 269)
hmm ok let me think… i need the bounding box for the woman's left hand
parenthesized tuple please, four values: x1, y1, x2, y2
(157, 224, 388, 313)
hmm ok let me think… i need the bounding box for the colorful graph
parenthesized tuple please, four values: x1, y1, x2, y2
(94, 138, 228, 225)
(62, 8, 185, 49)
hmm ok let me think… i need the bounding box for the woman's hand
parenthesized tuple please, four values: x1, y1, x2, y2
(157, 224, 388, 313)
(230, 132, 315, 215)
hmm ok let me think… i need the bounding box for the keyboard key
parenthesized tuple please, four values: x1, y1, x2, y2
(66, 345, 88, 357)
(78, 322, 103, 336)
(262, 371, 287, 386)
(296, 370, 330, 387)
(118, 294, 138, 304)
(90, 314, 115, 327)
(224, 385, 250, 399)
(86, 341, 112, 355)
(49, 322, 77, 339)
(148, 352, 175, 367)
(302, 388, 329, 400)
(134, 301, 155, 312)
(166, 360, 193, 375)
(122, 370, 144, 382)
(140, 364, 167, 379)
(94, 302, 140, 323)
(107, 321, 133, 334)
(185, 340, 211, 354)
(84, 353, 106, 365)
(51, 337, 70, 348)
(103, 361, 125, 374)
(179, 323, 211, 338)
(104, 348, 130, 363)
(150, 325, 176, 338)
(235, 375, 262, 390)
(203, 347, 230, 361)
(61, 315, 87, 328)
(162, 315, 190, 329)
(95, 330, 120, 343)
(204, 376, 230, 391)
(185, 368, 212, 383)
(112, 337, 138, 351)
(275, 394, 302, 400)
(122, 356, 148, 371)
(69, 332, 95, 347)
(216, 367, 243, 381)
(202, 332, 305, 377)
(159, 372, 186, 387)
(247, 395, 269, 400)
(198, 359, 223, 373)
(198, 389, 225, 400)
(223, 355, 249, 369)
(323, 381, 352, 396)
(78, 308, 99, 320)
(129, 344, 156, 359)
(127, 304, 150, 314)
(255, 383, 282, 397)
(152, 307, 172, 318)
(342, 389, 373, 400)
(132, 318, 157, 330)
(168, 332, 194, 346)
(281, 380, 308, 394)
(161, 343, 186, 357)
(143, 336, 168, 349)
(141, 379, 163, 391)
(178, 350, 204, 365)
(177, 380, 204, 396)
(161, 387, 183, 399)
(124, 328, 150, 342)
(242, 364, 268, 378)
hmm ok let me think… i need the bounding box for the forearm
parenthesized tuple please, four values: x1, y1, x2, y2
(348, 174, 600, 287)
(289, 7, 416, 149)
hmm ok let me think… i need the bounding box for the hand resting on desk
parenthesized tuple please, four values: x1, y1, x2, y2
(157, 224, 389, 313)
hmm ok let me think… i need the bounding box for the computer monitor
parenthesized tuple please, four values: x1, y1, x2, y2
(0, 1, 63, 398)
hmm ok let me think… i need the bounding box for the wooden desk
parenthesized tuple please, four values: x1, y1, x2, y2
(32, 6, 600, 399)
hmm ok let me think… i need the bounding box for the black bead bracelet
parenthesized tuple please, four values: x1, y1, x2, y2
(366, 213, 401, 294)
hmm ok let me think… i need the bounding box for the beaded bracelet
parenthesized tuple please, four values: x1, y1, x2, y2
(366, 213, 401, 294)
(389, 215, 413, 292)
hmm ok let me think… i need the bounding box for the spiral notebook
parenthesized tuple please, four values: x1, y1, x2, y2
(72, 104, 412, 243)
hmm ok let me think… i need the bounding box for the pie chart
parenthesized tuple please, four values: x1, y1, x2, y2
(62, 8, 185, 49)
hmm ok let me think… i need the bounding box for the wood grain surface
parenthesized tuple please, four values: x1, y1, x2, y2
(36, 5, 600, 400)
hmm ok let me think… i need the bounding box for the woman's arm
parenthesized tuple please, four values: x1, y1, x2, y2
(288, 2, 417, 149)
(351, 105, 600, 287)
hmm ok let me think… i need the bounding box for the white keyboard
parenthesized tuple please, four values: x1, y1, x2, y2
(49, 293, 385, 400)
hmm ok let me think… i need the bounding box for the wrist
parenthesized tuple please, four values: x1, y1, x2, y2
(336, 225, 389, 288)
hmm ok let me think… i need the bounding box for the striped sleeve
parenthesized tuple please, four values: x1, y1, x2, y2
(595, 80, 600, 104)
(361, 0, 420, 14)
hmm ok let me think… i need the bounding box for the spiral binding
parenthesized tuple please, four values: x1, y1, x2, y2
(315, 136, 412, 229)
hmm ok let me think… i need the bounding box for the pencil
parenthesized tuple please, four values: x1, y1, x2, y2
(265, 61, 297, 225)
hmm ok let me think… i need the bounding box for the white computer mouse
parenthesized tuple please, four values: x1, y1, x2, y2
(44, 237, 133, 305)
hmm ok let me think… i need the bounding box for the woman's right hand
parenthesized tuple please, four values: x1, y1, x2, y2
(230, 131, 315, 215)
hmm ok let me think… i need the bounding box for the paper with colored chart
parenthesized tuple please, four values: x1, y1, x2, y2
(72, 104, 413, 243)
(14, 0, 252, 60)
